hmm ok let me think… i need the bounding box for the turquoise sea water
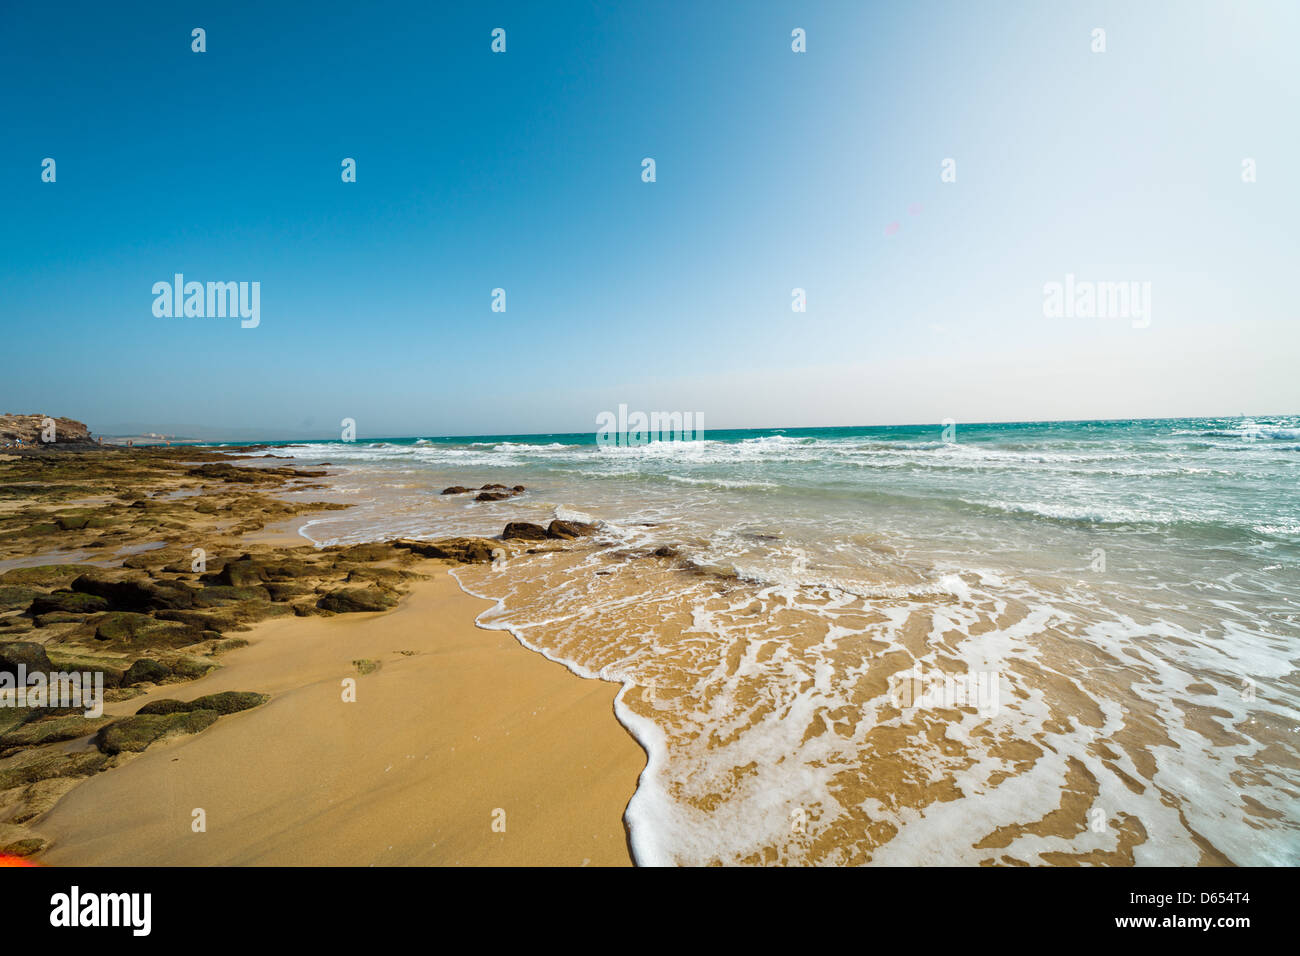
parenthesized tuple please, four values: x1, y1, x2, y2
(235, 416, 1300, 865)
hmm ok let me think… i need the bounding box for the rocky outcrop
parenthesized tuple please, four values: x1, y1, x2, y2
(93, 611, 203, 647)
(442, 483, 526, 496)
(71, 573, 198, 611)
(0, 414, 93, 447)
(187, 463, 328, 483)
(121, 658, 170, 686)
(317, 587, 398, 613)
(393, 537, 498, 563)
(27, 590, 110, 615)
(136, 691, 268, 716)
(0, 642, 52, 676)
(93, 710, 219, 754)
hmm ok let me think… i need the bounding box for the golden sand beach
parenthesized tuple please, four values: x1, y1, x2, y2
(0, 443, 644, 866)
(39, 570, 644, 866)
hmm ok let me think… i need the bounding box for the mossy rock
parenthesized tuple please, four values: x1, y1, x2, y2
(317, 587, 398, 613)
(28, 590, 110, 615)
(137, 691, 268, 717)
(153, 607, 254, 632)
(343, 566, 408, 587)
(0, 564, 97, 588)
(209, 558, 268, 587)
(121, 658, 170, 686)
(1, 838, 47, 858)
(0, 707, 36, 737)
(72, 573, 197, 611)
(0, 641, 52, 675)
(194, 584, 272, 605)
(43, 651, 126, 687)
(0, 585, 42, 611)
(94, 611, 204, 647)
(264, 581, 311, 602)
(332, 543, 396, 563)
(187, 463, 267, 483)
(0, 747, 109, 790)
(34, 612, 90, 628)
(94, 710, 219, 754)
(393, 537, 498, 564)
(209, 637, 250, 654)
(123, 548, 190, 571)
(166, 657, 219, 681)
(0, 714, 113, 751)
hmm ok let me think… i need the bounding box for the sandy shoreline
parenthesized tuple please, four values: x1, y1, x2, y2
(0, 447, 645, 866)
(39, 568, 645, 866)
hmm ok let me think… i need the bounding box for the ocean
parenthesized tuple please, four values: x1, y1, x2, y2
(228, 416, 1300, 865)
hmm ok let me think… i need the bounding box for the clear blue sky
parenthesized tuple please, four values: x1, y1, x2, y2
(2, 1, 1296, 439)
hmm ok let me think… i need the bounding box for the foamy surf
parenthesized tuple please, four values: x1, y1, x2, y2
(259, 417, 1299, 865)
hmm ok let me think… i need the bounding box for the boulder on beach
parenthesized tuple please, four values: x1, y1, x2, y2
(27, 590, 110, 616)
(502, 522, 549, 541)
(475, 491, 511, 502)
(0, 641, 52, 676)
(547, 519, 598, 540)
(121, 658, 171, 686)
(93, 611, 204, 647)
(440, 486, 470, 495)
(317, 587, 398, 613)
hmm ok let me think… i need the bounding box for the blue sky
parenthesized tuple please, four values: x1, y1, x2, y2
(2, 1, 1297, 439)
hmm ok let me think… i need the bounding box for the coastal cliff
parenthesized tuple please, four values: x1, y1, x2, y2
(0, 415, 94, 448)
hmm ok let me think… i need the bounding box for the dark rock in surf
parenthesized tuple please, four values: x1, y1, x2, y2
(502, 522, 549, 542)
(546, 520, 597, 540)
